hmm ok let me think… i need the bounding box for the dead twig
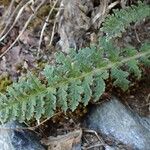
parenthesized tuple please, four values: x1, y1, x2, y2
(92, 0, 119, 27)
(0, 0, 28, 38)
(0, 15, 32, 58)
(0, 0, 33, 41)
(38, 0, 59, 54)
(0, 0, 46, 58)
(83, 129, 104, 143)
(82, 143, 105, 150)
(108, 1, 120, 10)
(48, 0, 64, 47)
(134, 23, 141, 43)
(92, 0, 108, 25)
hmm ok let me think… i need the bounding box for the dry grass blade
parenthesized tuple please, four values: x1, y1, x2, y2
(82, 129, 106, 149)
(83, 129, 105, 144)
(38, 0, 59, 53)
(0, 0, 33, 41)
(0, 0, 22, 37)
(3, 0, 15, 19)
(108, 0, 120, 10)
(92, 0, 109, 25)
(0, 15, 33, 58)
(48, 1, 63, 47)
(0, 0, 47, 58)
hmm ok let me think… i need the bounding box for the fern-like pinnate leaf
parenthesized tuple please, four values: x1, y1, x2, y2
(82, 75, 93, 106)
(57, 85, 68, 112)
(139, 43, 150, 66)
(101, 1, 150, 39)
(0, 40, 149, 123)
(44, 91, 56, 118)
(68, 80, 83, 111)
(111, 67, 130, 91)
(93, 71, 109, 102)
(0, 2, 150, 123)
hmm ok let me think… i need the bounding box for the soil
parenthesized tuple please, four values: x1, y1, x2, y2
(0, 0, 149, 150)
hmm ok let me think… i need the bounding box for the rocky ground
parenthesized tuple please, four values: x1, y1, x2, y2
(0, 0, 149, 150)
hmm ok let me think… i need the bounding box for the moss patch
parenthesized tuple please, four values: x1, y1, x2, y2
(0, 74, 12, 93)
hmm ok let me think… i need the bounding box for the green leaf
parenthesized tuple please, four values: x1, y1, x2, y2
(99, 37, 120, 62)
(93, 71, 109, 101)
(101, 2, 150, 38)
(127, 60, 141, 78)
(44, 91, 56, 117)
(18, 101, 27, 122)
(82, 75, 93, 106)
(68, 80, 83, 111)
(57, 85, 68, 112)
(0, 2, 149, 123)
(27, 73, 44, 90)
(35, 95, 45, 120)
(139, 43, 150, 66)
(111, 67, 130, 91)
(44, 65, 56, 84)
(55, 52, 72, 75)
(0, 109, 9, 123)
(26, 98, 36, 120)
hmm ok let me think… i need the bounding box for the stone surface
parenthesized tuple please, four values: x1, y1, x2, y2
(0, 122, 45, 150)
(105, 145, 116, 150)
(85, 97, 150, 150)
(72, 143, 81, 150)
(140, 117, 150, 132)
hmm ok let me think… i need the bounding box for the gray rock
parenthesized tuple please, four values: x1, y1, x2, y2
(0, 122, 45, 150)
(72, 143, 81, 150)
(85, 97, 150, 150)
(105, 145, 116, 150)
(140, 117, 150, 132)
